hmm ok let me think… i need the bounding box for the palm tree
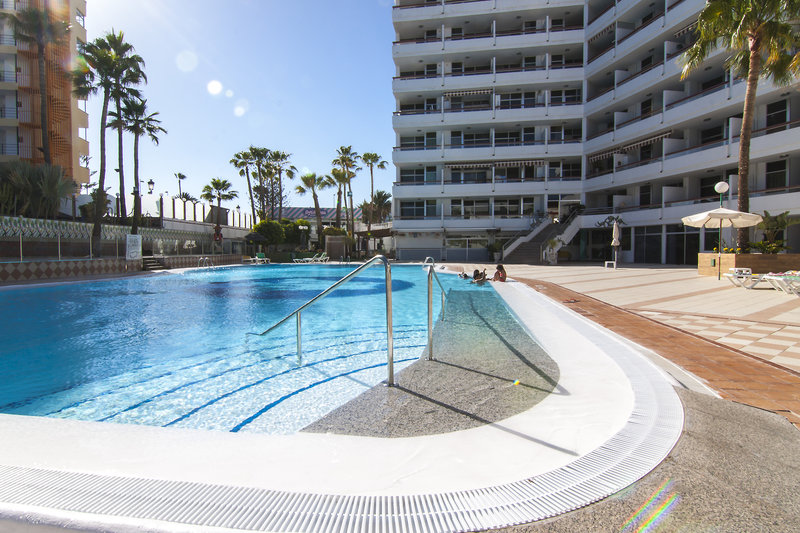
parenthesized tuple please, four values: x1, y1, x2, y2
(295, 172, 329, 243)
(372, 190, 392, 223)
(268, 151, 296, 220)
(117, 97, 165, 235)
(332, 146, 361, 235)
(1, 7, 69, 165)
(108, 33, 146, 225)
(176, 191, 197, 219)
(248, 146, 270, 218)
(200, 178, 238, 243)
(230, 151, 256, 223)
(681, 0, 799, 246)
(174, 172, 187, 197)
(328, 168, 349, 229)
(73, 31, 144, 254)
(360, 152, 387, 246)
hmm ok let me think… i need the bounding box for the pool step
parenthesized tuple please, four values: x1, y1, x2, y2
(142, 257, 168, 271)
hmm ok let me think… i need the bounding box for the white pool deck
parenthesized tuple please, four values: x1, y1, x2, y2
(0, 278, 694, 532)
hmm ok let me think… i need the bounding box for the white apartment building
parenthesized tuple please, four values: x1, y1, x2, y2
(391, 0, 800, 264)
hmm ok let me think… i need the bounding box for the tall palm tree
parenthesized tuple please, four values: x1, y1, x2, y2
(268, 150, 296, 220)
(73, 31, 144, 254)
(174, 172, 187, 197)
(332, 146, 361, 236)
(681, 0, 799, 246)
(117, 97, 165, 235)
(328, 168, 349, 229)
(360, 152, 387, 245)
(372, 190, 392, 223)
(295, 172, 329, 242)
(248, 146, 270, 218)
(200, 178, 238, 242)
(1, 7, 69, 165)
(108, 33, 146, 224)
(230, 150, 256, 223)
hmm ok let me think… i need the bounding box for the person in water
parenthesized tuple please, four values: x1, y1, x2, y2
(472, 269, 487, 283)
(492, 264, 506, 282)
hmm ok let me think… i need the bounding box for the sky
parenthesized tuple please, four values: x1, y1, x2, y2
(84, 0, 396, 215)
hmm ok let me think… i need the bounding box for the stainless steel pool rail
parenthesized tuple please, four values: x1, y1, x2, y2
(248, 255, 396, 386)
(422, 257, 448, 361)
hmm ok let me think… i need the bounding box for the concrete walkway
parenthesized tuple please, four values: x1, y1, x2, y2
(455, 263, 800, 429)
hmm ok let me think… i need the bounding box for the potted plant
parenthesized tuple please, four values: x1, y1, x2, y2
(487, 242, 502, 262)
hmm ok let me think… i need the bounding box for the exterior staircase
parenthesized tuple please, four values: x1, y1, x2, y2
(504, 209, 583, 265)
(142, 256, 168, 271)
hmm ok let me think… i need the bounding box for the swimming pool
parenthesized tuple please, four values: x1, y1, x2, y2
(0, 264, 483, 434)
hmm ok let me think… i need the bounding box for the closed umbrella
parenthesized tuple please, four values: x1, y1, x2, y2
(681, 207, 762, 280)
(611, 220, 621, 267)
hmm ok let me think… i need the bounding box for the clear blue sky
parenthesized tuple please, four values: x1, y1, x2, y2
(84, 0, 396, 214)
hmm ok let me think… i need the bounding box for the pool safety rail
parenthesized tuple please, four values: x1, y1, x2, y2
(248, 255, 396, 385)
(422, 257, 448, 361)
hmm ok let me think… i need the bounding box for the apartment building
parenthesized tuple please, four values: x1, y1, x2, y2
(0, 0, 89, 185)
(391, 0, 800, 264)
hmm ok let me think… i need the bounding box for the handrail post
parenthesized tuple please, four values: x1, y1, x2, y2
(297, 312, 302, 366)
(385, 260, 394, 386)
(427, 265, 433, 360)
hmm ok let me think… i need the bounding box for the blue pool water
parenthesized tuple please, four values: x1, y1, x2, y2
(0, 264, 484, 434)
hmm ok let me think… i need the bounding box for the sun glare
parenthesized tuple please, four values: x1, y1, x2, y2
(207, 80, 223, 96)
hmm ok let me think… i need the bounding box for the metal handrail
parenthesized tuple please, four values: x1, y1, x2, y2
(422, 257, 448, 361)
(248, 255, 396, 385)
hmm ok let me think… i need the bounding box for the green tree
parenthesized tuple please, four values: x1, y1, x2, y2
(174, 172, 187, 197)
(332, 146, 361, 236)
(360, 152, 387, 242)
(295, 172, 329, 242)
(253, 219, 284, 247)
(0, 161, 71, 218)
(328, 168, 350, 230)
(73, 31, 145, 255)
(268, 151, 296, 220)
(248, 146, 270, 218)
(1, 7, 69, 165)
(681, 0, 800, 246)
(200, 178, 238, 241)
(115, 97, 165, 234)
(230, 150, 256, 223)
(372, 190, 392, 223)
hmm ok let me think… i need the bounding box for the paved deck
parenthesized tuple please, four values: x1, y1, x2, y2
(455, 264, 800, 430)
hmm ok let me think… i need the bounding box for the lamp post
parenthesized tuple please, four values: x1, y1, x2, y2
(347, 189, 353, 234)
(147, 179, 155, 194)
(236, 205, 240, 227)
(714, 181, 730, 280)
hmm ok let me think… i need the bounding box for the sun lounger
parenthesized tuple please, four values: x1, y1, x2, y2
(764, 273, 800, 295)
(723, 268, 768, 289)
(254, 253, 270, 264)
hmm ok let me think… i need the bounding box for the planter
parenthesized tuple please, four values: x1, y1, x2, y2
(697, 252, 800, 276)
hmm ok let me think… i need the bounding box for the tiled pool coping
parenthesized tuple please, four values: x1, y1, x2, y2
(0, 279, 685, 532)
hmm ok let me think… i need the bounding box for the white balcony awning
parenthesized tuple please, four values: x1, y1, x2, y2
(445, 162, 492, 169)
(588, 23, 614, 43)
(494, 159, 546, 167)
(443, 89, 492, 97)
(445, 159, 546, 169)
(588, 149, 620, 162)
(619, 131, 672, 152)
(674, 23, 695, 37)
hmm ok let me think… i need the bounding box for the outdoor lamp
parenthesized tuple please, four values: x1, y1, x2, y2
(714, 180, 730, 281)
(236, 205, 240, 213)
(147, 179, 155, 194)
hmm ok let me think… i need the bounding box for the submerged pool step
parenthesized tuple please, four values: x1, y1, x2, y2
(17, 325, 429, 434)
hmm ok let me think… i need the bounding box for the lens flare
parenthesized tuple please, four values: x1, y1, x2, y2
(207, 80, 223, 96)
(175, 50, 198, 72)
(233, 98, 249, 117)
(620, 479, 679, 532)
(225, 89, 234, 98)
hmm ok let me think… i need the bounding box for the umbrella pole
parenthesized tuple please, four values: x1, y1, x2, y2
(718, 223, 722, 280)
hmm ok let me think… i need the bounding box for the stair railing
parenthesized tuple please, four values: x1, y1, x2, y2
(248, 255, 396, 385)
(422, 257, 448, 361)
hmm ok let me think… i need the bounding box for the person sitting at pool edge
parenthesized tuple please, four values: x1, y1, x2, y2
(472, 269, 487, 283)
(492, 264, 506, 282)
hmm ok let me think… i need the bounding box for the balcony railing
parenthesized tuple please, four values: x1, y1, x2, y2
(0, 106, 17, 119)
(393, 0, 487, 8)
(0, 143, 18, 155)
(616, 11, 664, 46)
(615, 60, 664, 88)
(394, 99, 582, 114)
(0, 34, 15, 45)
(0, 70, 17, 83)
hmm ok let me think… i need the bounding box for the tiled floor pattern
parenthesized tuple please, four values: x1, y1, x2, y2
(637, 311, 800, 373)
(515, 278, 800, 430)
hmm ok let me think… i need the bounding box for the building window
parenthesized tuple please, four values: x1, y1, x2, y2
(700, 125, 724, 144)
(400, 200, 436, 218)
(400, 169, 424, 183)
(495, 167, 520, 182)
(639, 184, 651, 206)
(75, 9, 85, 27)
(766, 100, 788, 133)
(700, 176, 721, 199)
(766, 160, 787, 190)
(494, 199, 521, 217)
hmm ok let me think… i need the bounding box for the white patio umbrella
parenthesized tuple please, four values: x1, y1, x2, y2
(611, 220, 621, 266)
(681, 207, 763, 280)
